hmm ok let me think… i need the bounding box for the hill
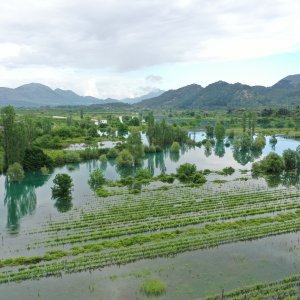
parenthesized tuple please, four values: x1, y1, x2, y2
(137, 75, 300, 109)
(0, 83, 119, 107)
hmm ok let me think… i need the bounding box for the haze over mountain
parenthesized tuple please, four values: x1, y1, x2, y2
(1, 75, 300, 108)
(120, 89, 165, 104)
(0, 83, 119, 107)
(137, 74, 300, 109)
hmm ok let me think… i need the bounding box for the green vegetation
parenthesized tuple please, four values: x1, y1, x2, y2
(51, 173, 73, 199)
(170, 141, 180, 152)
(140, 278, 166, 296)
(204, 273, 300, 299)
(7, 162, 24, 182)
(88, 168, 106, 192)
(2, 180, 300, 285)
(253, 149, 300, 175)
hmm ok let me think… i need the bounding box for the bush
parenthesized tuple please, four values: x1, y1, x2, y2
(253, 152, 285, 175)
(170, 141, 180, 152)
(135, 168, 152, 180)
(222, 167, 235, 175)
(192, 172, 207, 184)
(283, 149, 300, 171)
(140, 279, 166, 296)
(96, 188, 111, 197)
(88, 168, 106, 192)
(176, 163, 197, 182)
(116, 149, 134, 167)
(107, 148, 119, 159)
(99, 154, 108, 163)
(65, 151, 81, 163)
(7, 163, 24, 182)
(252, 135, 266, 150)
(40, 166, 49, 175)
(157, 174, 175, 183)
(119, 176, 134, 186)
(51, 173, 73, 199)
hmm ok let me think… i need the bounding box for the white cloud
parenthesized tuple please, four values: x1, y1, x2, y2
(0, 0, 300, 97)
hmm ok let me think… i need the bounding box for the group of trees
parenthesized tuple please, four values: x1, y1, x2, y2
(0, 106, 53, 179)
(146, 112, 188, 147)
(252, 149, 300, 175)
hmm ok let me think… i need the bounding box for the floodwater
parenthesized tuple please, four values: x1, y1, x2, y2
(0, 132, 299, 299)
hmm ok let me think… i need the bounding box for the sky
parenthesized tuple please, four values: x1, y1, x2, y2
(1, 0, 300, 99)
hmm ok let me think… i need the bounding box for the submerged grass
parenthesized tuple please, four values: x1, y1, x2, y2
(140, 278, 166, 297)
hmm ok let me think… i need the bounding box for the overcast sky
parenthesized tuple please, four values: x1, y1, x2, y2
(1, 0, 300, 99)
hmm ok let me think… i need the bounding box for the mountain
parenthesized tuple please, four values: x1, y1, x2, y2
(0, 83, 119, 107)
(137, 75, 300, 109)
(120, 89, 165, 104)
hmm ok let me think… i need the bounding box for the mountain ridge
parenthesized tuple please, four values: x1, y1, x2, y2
(137, 74, 300, 109)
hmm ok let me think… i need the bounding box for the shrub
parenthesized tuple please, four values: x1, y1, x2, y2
(40, 166, 49, 175)
(88, 168, 106, 192)
(135, 168, 152, 180)
(120, 176, 134, 186)
(176, 163, 197, 182)
(65, 151, 81, 163)
(192, 172, 207, 184)
(283, 149, 300, 171)
(222, 167, 235, 175)
(170, 141, 180, 152)
(252, 135, 266, 150)
(99, 154, 108, 163)
(51, 173, 73, 199)
(7, 163, 24, 182)
(157, 174, 175, 183)
(107, 148, 119, 159)
(116, 150, 134, 167)
(96, 188, 111, 197)
(140, 279, 166, 296)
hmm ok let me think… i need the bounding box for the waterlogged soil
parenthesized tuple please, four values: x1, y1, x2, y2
(0, 132, 299, 300)
(0, 232, 299, 300)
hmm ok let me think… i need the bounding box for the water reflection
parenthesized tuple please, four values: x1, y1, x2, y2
(4, 173, 50, 231)
(53, 196, 73, 213)
(260, 173, 300, 188)
(214, 141, 225, 158)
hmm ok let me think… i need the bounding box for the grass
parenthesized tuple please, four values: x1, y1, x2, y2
(140, 278, 166, 297)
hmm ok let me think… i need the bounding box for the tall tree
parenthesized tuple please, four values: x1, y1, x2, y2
(1, 106, 16, 169)
(127, 129, 144, 165)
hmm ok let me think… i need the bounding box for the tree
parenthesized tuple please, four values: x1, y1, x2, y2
(116, 149, 134, 167)
(205, 124, 214, 138)
(1, 106, 16, 169)
(51, 174, 73, 199)
(252, 135, 266, 150)
(127, 129, 144, 165)
(7, 163, 25, 182)
(88, 168, 106, 192)
(214, 122, 225, 141)
(260, 153, 285, 174)
(23, 147, 53, 171)
(283, 149, 300, 171)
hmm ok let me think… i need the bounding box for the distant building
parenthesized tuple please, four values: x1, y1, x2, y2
(52, 116, 67, 119)
(100, 120, 108, 124)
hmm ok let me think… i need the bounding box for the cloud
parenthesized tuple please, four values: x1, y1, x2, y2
(0, 0, 300, 97)
(146, 75, 163, 83)
(1, 0, 300, 70)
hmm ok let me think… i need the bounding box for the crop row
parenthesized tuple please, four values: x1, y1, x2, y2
(204, 273, 300, 299)
(2, 210, 300, 284)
